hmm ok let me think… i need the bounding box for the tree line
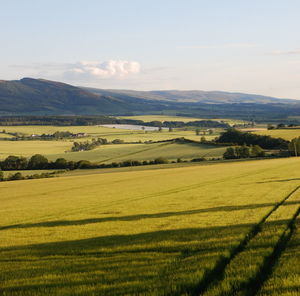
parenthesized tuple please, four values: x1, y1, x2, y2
(1, 130, 87, 141)
(223, 145, 265, 159)
(217, 129, 289, 149)
(0, 115, 229, 128)
(0, 171, 60, 182)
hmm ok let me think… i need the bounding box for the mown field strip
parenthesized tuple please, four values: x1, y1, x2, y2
(197, 186, 300, 296)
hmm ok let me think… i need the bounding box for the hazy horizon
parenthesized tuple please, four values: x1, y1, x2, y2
(1, 0, 300, 99)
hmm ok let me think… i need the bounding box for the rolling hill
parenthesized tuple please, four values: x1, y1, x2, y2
(0, 78, 171, 115)
(84, 87, 299, 104)
(1, 78, 300, 121)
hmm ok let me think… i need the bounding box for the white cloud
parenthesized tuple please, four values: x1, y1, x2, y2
(267, 49, 300, 55)
(64, 60, 141, 79)
(178, 43, 259, 49)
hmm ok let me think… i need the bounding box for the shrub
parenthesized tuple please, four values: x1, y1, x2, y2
(154, 157, 169, 164)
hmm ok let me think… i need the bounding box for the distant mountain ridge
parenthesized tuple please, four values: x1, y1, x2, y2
(0, 78, 300, 121)
(84, 88, 298, 104)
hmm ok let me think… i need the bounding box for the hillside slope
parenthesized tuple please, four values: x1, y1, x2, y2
(0, 78, 171, 115)
(1, 78, 300, 120)
(84, 87, 299, 104)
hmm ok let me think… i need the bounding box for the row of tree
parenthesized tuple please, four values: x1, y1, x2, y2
(0, 115, 230, 128)
(0, 153, 211, 173)
(0, 171, 58, 182)
(289, 137, 300, 156)
(217, 129, 289, 149)
(223, 145, 265, 159)
(71, 138, 127, 152)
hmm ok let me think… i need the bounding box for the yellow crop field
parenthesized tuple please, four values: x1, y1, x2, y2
(47, 142, 226, 163)
(0, 140, 73, 159)
(119, 115, 244, 125)
(255, 129, 300, 141)
(119, 115, 205, 122)
(0, 125, 218, 142)
(1, 157, 300, 295)
(0, 132, 14, 138)
(0, 125, 128, 137)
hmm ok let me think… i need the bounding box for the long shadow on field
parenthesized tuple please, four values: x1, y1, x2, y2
(1, 220, 298, 296)
(1, 201, 300, 231)
(0, 219, 294, 254)
(0, 224, 255, 253)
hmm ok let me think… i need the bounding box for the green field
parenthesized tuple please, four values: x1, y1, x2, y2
(255, 129, 300, 141)
(0, 140, 73, 159)
(47, 142, 226, 163)
(0, 125, 129, 137)
(119, 115, 244, 125)
(1, 157, 300, 295)
(0, 125, 220, 162)
(0, 125, 218, 141)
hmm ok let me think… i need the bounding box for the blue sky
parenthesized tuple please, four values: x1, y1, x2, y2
(1, 0, 300, 98)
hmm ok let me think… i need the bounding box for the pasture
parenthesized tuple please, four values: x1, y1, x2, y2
(47, 142, 226, 163)
(1, 157, 300, 295)
(0, 140, 72, 159)
(255, 128, 300, 141)
(119, 115, 244, 125)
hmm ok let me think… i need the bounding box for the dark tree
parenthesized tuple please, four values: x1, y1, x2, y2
(28, 154, 49, 169)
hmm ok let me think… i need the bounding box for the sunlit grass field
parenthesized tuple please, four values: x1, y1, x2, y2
(0, 125, 131, 137)
(0, 124, 218, 141)
(0, 132, 14, 138)
(119, 115, 206, 122)
(1, 157, 300, 295)
(47, 142, 226, 163)
(0, 140, 73, 159)
(255, 129, 300, 141)
(0, 125, 220, 161)
(119, 115, 244, 125)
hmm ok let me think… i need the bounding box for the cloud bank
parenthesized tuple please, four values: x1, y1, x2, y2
(64, 60, 141, 79)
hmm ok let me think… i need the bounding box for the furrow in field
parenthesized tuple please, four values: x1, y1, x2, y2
(198, 186, 300, 296)
(164, 186, 300, 296)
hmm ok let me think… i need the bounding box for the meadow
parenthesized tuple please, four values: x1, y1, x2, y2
(119, 115, 244, 125)
(0, 140, 72, 159)
(255, 128, 300, 141)
(47, 142, 226, 163)
(1, 157, 300, 295)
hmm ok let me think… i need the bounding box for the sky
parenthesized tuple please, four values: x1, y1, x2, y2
(1, 0, 300, 99)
